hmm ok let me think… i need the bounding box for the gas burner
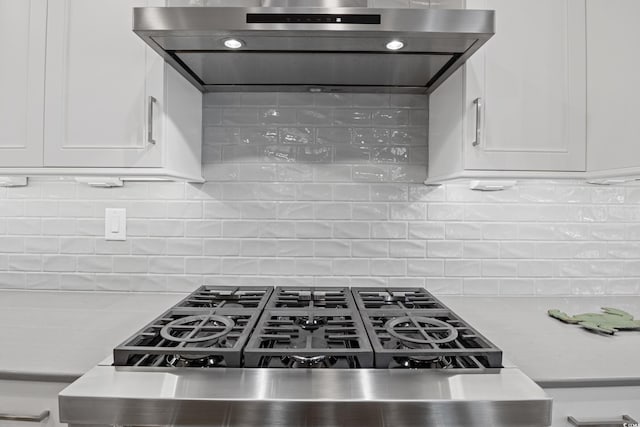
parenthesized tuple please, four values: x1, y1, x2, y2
(384, 316, 458, 346)
(268, 287, 355, 310)
(160, 314, 235, 343)
(281, 355, 338, 368)
(352, 288, 447, 310)
(294, 316, 326, 331)
(393, 355, 453, 369)
(166, 354, 225, 368)
(175, 286, 273, 310)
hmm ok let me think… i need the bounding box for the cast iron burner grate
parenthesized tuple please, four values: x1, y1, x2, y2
(243, 309, 374, 368)
(113, 308, 260, 368)
(267, 286, 355, 310)
(360, 309, 503, 369)
(174, 285, 273, 310)
(352, 287, 448, 311)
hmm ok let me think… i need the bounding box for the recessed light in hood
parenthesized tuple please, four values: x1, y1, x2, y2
(223, 38, 244, 49)
(133, 5, 494, 94)
(385, 40, 405, 51)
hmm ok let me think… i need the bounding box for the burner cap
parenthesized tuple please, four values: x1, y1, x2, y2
(384, 316, 458, 345)
(295, 316, 326, 331)
(166, 354, 224, 368)
(160, 314, 235, 343)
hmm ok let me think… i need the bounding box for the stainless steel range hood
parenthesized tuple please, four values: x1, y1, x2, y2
(133, 2, 494, 94)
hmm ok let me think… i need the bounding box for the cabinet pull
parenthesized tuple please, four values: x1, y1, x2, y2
(472, 97, 482, 147)
(0, 410, 50, 422)
(568, 414, 638, 426)
(147, 95, 157, 145)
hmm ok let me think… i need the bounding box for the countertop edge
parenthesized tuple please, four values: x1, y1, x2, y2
(0, 370, 81, 383)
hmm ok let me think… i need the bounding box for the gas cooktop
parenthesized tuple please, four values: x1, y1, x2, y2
(113, 286, 502, 369)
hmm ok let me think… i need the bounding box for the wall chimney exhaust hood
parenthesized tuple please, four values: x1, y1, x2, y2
(133, 1, 494, 94)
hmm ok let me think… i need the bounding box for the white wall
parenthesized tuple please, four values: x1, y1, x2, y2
(0, 92, 639, 295)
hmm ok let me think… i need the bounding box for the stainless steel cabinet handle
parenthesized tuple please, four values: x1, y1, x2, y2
(568, 414, 638, 426)
(147, 95, 157, 145)
(0, 410, 50, 422)
(472, 97, 482, 147)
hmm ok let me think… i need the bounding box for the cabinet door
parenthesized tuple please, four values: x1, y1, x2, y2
(586, 0, 640, 173)
(0, 380, 69, 427)
(0, 0, 46, 167)
(44, 0, 163, 167)
(464, 0, 586, 172)
(545, 386, 640, 427)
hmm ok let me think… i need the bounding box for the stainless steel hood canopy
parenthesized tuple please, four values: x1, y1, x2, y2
(133, 3, 495, 94)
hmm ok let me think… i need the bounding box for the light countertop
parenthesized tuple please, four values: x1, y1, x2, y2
(1, 290, 640, 386)
(0, 290, 186, 381)
(439, 295, 640, 386)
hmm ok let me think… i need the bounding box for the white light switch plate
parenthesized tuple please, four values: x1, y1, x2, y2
(105, 208, 126, 241)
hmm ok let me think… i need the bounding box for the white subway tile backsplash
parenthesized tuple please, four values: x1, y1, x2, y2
(8, 219, 42, 235)
(352, 165, 387, 182)
(295, 259, 333, 275)
(314, 203, 351, 220)
(277, 240, 314, 257)
(0, 237, 25, 253)
(26, 272, 60, 290)
(482, 260, 518, 277)
(167, 239, 203, 256)
(463, 241, 500, 258)
(427, 241, 463, 258)
(332, 259, 370, 276)
(296, 222, 332, 239)
(113, 256, 148, 274)
(1, 93, 640, 296)
(277, 203, 314, 220)
(426, 278, 462, 294)
(222, 258, 259, 275)
(0, 272, 25, 288)
(535, 279, 572, 295)
(149, 257, 185, 274)
(333, 222, 370, 239)
(9, 255, 41, 271)
(352, 240, 388, 257)
(94, 240, 130, 255)
(407, 259, 444, 276)
(241, 240, 278, 257)
(408, 223, 445, 239)
(389, 240, 426, 258)
(370, 259, 406, 276)
(77, 256, 112, 273)
(314, 240, 350, 257)
(131, 238, 167, 255)
(371, 222, 407, 239)
(24, 237, 58, 253)
(445, 260, 481, 277)
(203, 239, 241, 256)
(296, 184, 333, 201)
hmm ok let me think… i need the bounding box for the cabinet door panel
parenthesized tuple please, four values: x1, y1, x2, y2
(0, 0, 46, 167)
(0, 380, 69, 427)
(546, 386, 640, 427)
(464, 0, 586, 172)
(586, 0, 640, 172)
(44, 0, 162, 167)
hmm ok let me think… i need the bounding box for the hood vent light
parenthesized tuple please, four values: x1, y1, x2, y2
(385, 40, 405, 51)
(223, 38, 245, 49)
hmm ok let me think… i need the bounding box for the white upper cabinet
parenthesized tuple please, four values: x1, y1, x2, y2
(428, 0, 587, 183)
(586, 0, 640, 175)
(0, 0, 46, 167)
(44, 0, 163, 167)
(0, 0, 203, 181)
